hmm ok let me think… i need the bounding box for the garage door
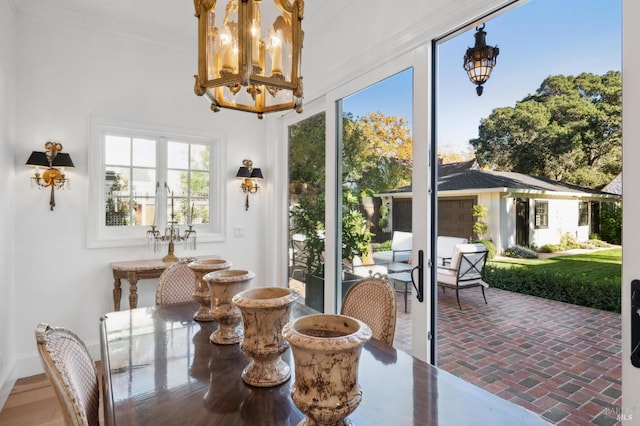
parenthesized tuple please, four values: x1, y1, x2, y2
(438, 197, 476, 239)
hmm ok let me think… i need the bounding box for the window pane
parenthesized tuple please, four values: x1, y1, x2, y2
(166, 170, 187, 197)
(168, 141, 189, 169)
(191, 171, 210, 197)
(132, 138, 156, 167)
(132, 168, 156, 197)
(105, 166, 132, 226)
(105, 136, 131, 165)
(191, 144, 210, 170)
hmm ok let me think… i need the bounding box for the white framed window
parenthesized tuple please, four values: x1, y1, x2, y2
(88, 118, 226, 248)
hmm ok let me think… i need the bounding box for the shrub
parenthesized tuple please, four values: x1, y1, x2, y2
(538, 244, 558, 253)
(475, 239, 496, 260)
(586, 239, 612, 248)
(485, 265, 620, 312)
(374, 240, 392, 252)
(502, 245, 538, 259)
(559, 233, 581, 250)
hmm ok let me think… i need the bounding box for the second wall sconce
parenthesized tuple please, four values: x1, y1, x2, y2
(236, 159, 263, 211)
(26, 140, 75, 211)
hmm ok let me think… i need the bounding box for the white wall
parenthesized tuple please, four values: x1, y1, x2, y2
(531, 199, 582, 248)
(0, 0, 17, 408)
(10, 10, 268, 378)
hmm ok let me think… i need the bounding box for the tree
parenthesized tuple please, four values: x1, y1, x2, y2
(347, 111, 412, 196)
(288, 111, 413, 199)
(470, 71, 621, 189)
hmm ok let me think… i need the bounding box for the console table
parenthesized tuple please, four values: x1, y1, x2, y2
(110, 259, 176, 311)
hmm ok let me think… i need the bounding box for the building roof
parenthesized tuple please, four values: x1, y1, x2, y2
(379, 163, 620, 200)
(601, 173, 622, 195)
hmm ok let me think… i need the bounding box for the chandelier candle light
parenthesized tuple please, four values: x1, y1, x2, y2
(193, 0, 304, 118)
(146, 185, 197, 262)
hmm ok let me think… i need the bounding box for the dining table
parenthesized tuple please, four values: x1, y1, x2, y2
(99, 300, 549, 425)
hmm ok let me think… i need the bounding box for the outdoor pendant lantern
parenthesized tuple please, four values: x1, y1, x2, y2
(193, 0, 304, 119)
(463, 24, 499, 96)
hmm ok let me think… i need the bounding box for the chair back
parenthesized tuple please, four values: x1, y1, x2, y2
(35, 323, 100, 426)
(453, 244, 488, 282)
(340, 277, 397, 345)
(155, 261, 197, 305)
(290, 233, 308, 277)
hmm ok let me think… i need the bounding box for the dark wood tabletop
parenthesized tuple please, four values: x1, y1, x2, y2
(100, 301, 549, 426)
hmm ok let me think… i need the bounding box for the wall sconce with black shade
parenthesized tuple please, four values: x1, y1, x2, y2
(26, 141, 75, 211)
(463, 24, 500, 96)
(236, 159, 263, 211)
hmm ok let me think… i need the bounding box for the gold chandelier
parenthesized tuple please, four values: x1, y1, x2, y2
(193, 0, 304, 119)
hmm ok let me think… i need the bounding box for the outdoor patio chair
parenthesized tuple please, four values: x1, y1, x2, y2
(35, 323, 100, 426)
(437, 243, 489, 310)
(289, 233, 308, 279)
(155, 260, 197, 306)
(341, 276, 397, 345)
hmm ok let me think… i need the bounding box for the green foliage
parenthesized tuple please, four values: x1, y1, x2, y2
(378, 203, 390, 229)
(487, 248, 621, 312)
(600, 202, 622, 244)
(374, 240, 393, 252)
(471, 72, 621, 189)
(485, 266, 620, 312)
(289, 191, 372, 276)
(502, 245, 538, 259)
(538, 244, 559, 253)
(472, 204, 489, 240)
(475, 239, 496, 260)
(559, 233, 581, 250)
(289, 197, 326, 275)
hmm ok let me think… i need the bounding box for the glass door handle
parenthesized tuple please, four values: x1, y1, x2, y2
(410, 249, 424, 303)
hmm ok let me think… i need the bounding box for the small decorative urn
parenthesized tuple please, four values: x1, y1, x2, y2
(282, 314, 372, 426)
(203, 269, 255, 344)
(232, 287, 298, 387)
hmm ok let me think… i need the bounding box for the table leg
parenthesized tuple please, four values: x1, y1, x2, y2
(127, 272, 139, 309)
(113, 276, 122, 311)
(404, 282, 408, 313)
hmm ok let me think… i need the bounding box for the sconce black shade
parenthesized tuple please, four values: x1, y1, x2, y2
(250, 168, 263, 179)
(26, 151, 49, 167)
(236, 166, 251, 178)
(52, 153, 75, 168)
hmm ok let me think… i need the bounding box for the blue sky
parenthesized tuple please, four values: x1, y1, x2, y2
(343, 0, 622, 152)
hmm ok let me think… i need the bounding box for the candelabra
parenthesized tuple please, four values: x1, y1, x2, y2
(147, 189, 197, 262)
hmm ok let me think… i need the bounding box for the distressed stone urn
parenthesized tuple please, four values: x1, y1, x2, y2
(232, 287, 298, 387)
(188, 258, 231, 321)
(204, 269, 255, 344)
(282, 314, 372, 426)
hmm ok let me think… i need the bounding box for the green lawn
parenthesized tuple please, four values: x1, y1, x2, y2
(485, 248, 621, 312)
(489, 248, 622, 283)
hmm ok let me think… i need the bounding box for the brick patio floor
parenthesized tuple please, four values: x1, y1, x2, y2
(290, 279, 622, 425)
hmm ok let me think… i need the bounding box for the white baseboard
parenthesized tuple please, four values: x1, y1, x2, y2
(0, 362, 16, 411)
(2, 339, 101, 409)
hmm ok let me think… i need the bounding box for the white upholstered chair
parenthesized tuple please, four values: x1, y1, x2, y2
(340, 276, 397, 345)
(35, 323, 100, 426)
(437, 243, 489, 309)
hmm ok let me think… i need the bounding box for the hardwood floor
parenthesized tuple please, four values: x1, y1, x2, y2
(0, 363, 104, 426)
(0, 373, 65, 426)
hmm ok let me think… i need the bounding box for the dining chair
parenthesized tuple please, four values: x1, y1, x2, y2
(155, 260, 197, 306)
(35, 323, 100, 426)
(340, 276, 397, 346)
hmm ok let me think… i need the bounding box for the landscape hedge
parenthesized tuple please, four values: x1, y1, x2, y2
(484, 265, 620, 313)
